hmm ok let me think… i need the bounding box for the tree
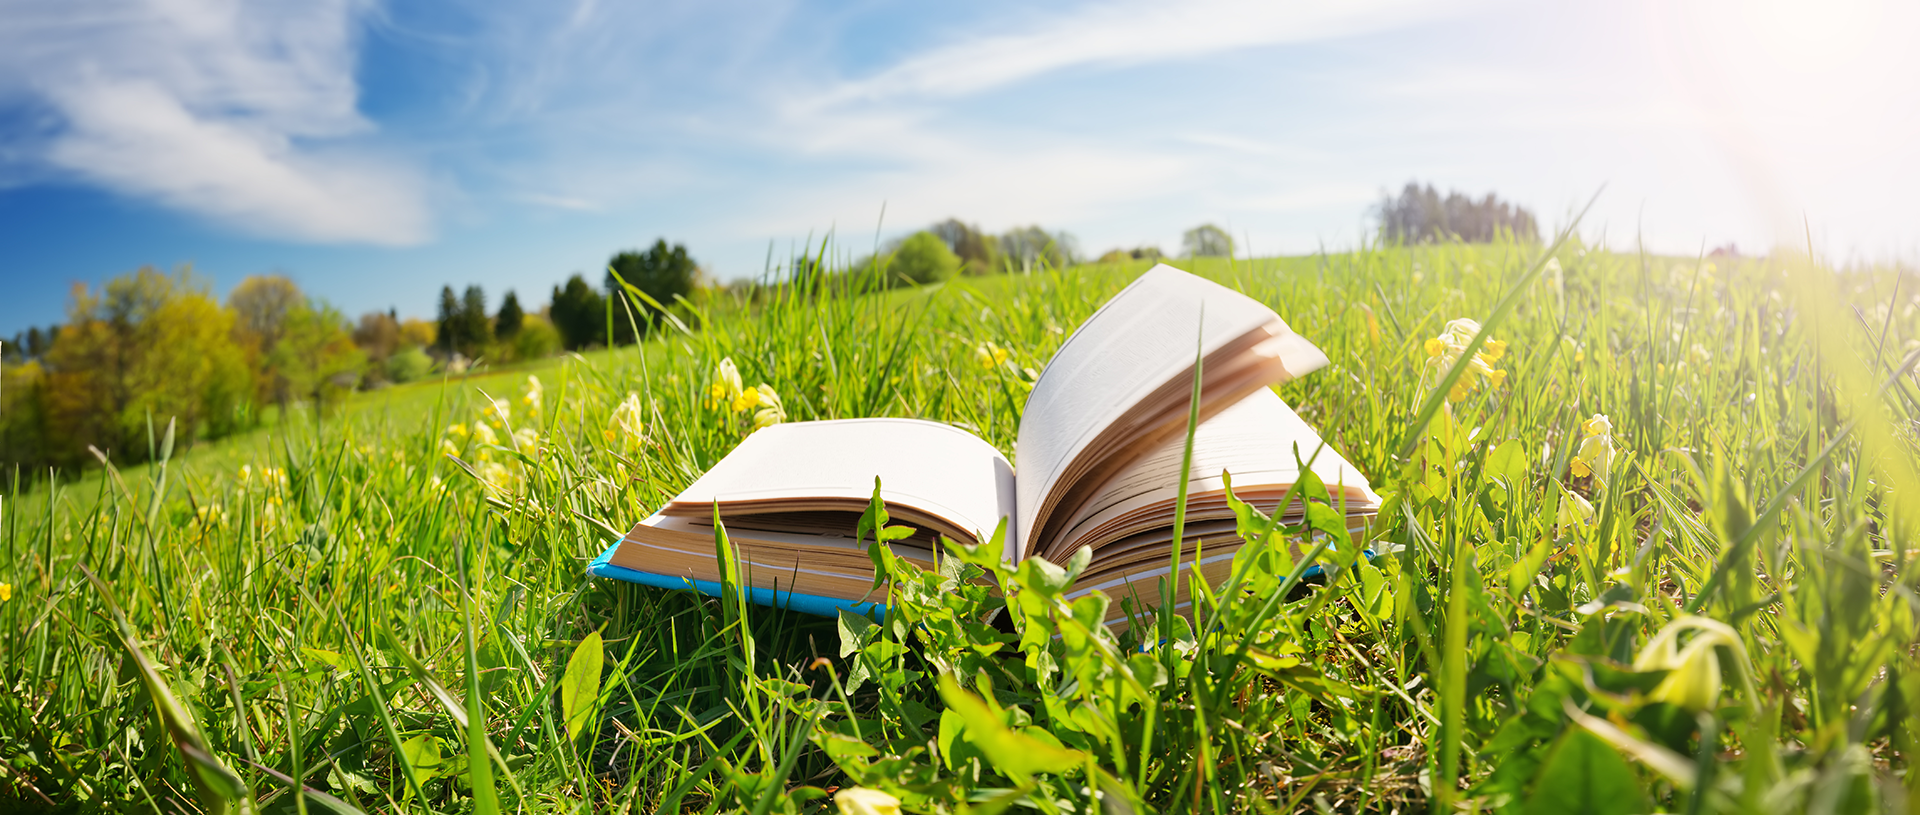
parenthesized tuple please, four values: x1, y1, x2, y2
(1375, 182, 1538, 243)
(230, 274, 308, 408)
(929, 218, 1001, 276)
(550, 274, 606, 350)
(511, 314, 561, 361)
(385, 345, 432, 383)
(272, 302, 364, 413)
(43, 267, 250, 465)
(399, 317, 436, 350)
(459, 286, 489, 357)
(887, 231, 961, 285)
(436, 286, 461, 355)
(999, 226, 1077, 273)
(606, 240, 697, 345)
(1182, 224, 1233, 258)
(352, 311, 402, 365)
(229, 275, 303, 354)
(496, 291, 525, 340)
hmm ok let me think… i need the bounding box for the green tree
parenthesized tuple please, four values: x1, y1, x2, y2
(550, 274, 606, 351)
(512, 314, 561, 361)
(272, 302, 364, 413)
(43, 267, 250, 465)
(229, 274, 307, 411)
(496, 291, 525, 340)
(606, 240, 697, 345)
(888, 231, 961, 285)
(999, 226, 1077, 273)
(385, 345, 433, 383)
(1182, 224, 1233, 258)
(929, 218, 1001, 276)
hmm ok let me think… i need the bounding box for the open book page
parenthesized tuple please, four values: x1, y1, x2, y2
(1014, 265, 1329, 559)
(1043, 388, 1379, 561)
(660, 418, 1016, 550)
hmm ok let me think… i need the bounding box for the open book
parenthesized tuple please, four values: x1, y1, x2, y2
(588, 265, 1382, 622)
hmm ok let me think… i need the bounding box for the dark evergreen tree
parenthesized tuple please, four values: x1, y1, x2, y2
(605, 239, 697, 345)
(459, 286, 488, 356)
(436, 286, 460, 355)
(550, 274, 606, 351)
(496, 291, 524, 339)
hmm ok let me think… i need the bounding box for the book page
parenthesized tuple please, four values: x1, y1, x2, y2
(661, 418, 1016, 549)
(1014, 264, 1328, 558)
(1046, 388, 1379, 559)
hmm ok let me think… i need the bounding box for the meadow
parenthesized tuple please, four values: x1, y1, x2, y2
(2, 238, 1916, 813)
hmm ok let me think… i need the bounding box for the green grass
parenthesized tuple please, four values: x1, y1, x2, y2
(2, 244, 1917, 813)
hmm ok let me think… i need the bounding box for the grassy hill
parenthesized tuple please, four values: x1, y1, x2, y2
(2, 246, 1915, 813)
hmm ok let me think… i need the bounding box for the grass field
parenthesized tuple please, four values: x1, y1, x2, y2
(3, 241, 1917, 813)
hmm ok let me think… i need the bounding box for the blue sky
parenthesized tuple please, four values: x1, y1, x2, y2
(2, 0, 1916, 337)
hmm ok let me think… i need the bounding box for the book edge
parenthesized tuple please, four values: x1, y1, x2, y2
(587, 541, 889, 620)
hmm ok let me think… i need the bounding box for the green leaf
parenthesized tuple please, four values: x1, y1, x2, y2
(560, 629, 606, 744)
(837, 608, 878, 658)
(399, 734, 444, 792)
(1523, 727, 1651, 815)
(936, 674, 1085, 783)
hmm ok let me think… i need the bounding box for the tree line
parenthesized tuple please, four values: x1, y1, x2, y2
(1376, 182, 1539, 244)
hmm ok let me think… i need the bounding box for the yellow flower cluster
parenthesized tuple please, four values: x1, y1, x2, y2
(705, 357, 786, 430)
(482, 395, 510, 429)
(1423, 317, 1508, 402)
(238, 465, 288, 489)
(1556, 485, 1595, 535)
(973, 341, 1010, 369)
(1, 582, 12, 602)
(605, 393, 647, 447)
(1569, 413, 1615, 485)
(522, 375, 544, 416)
(835, 787, 901, 815)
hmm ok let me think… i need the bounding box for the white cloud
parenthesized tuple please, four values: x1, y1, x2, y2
(0, 0, 429, 244)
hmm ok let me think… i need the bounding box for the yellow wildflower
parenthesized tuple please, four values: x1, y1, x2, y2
(477, 461, 515, 494)
(1634, 616, 1744, 713)
(607, 393, 646, 446)
(483, 396, 511, 426)
(730, 385, 762, 414)
(973, 341, 1010, 369)
(195, 504, 225, 527)
(835, 787, 901, 815)
(512, 427, 539, 454)
(1, 582, 12, 602)
(439, 437, 460, 458)
(1424, 317, 1508, 402)
(751, 384, 786, 430)
(447, 423, 468, 437)
(472, 422, 498, 447)
(1556, 485, 1595, 535)
(707, 357, 744, 409)
(1569, 413, 1615, 485)
(239, 465, 252, 483)
(522, 375, 544, 415)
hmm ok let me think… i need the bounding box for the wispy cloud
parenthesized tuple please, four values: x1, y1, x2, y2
(810, 0, 1476, 106)
(0, 0, 429, 244)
